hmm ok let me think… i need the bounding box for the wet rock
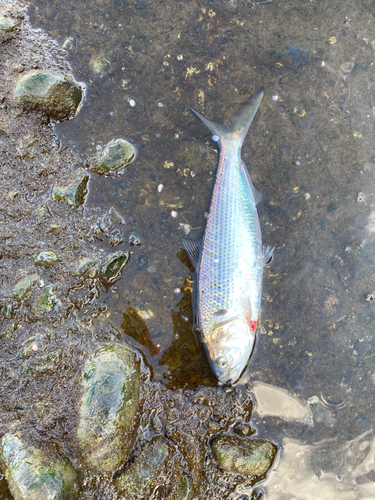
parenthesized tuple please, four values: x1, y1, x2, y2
(211, 435, 276, 476)
(13, 71, 82, 120)
(99, 251, 129, 283)
(87, 138, 137, 175)
(1, 432, 77, 500)
(75, 257, 96, 276)
(34, 348, 62, 373)
(52, 168, 89, 209)
(77, 343, 141, 473)
(33, 285, 61, 316)
(0, 16, 19, 42)
(34, 250, 61, 267)
(175, 476, 194, 500)
(129, 234, 141, 246)
(114, 436, 171, 495)
(36, 206, 51, 219)
(13, 273, 39, 300)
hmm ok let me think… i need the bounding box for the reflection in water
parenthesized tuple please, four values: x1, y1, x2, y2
(251, 381, 313, 427)
(121, 306, 160, 356)
(261, 430, 375, 500)
(160, 276, 217, 389)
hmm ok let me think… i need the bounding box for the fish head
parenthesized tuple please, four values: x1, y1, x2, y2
(207, 317, 255, 384)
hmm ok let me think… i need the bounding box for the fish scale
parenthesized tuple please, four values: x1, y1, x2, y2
(184, 89, 273, 383)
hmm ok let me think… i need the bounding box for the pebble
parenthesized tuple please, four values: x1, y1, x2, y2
(52, 168, 89, 209)
(99, 251, 129, 282)
(34, 250, 61, 267)
(211, 435, 277, 476)
(87, 138, 137, 175)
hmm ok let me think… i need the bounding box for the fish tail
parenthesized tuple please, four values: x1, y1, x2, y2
(190, 88, 264, 147)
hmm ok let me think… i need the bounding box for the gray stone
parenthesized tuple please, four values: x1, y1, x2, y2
(87, 138, 137, 175)
(34, 250, 61, 267)
(52, 168, 89, 209)
(1, 432, 77, 500)
(13, 71, 82, 120)
(211, 435, 276, 476)
(77, 343, 141, 473)
(13, 273, 39, 300)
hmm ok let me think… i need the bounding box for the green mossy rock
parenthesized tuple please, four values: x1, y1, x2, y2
(13, 71, 82, 120)
(211, 435, 277, 476)
(89, 138, 136, 174)
(114, 436, 171, 495)
(34, 250, 61, 267)
(1, 433, 77, 500)
(0, 16, 19, 33)
(33, 285, 61, 316)
(99, 251, 129, 282)
(13, 273, 39, 300)
(52, 168, 89, 210)
(77, 343, 141, 474)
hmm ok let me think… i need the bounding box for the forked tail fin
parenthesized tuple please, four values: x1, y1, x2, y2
(190, 89, 264, 147)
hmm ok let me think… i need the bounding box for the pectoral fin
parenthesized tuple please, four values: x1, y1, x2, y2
(262, 246, 274, 266)
(181, 237, 201, 270)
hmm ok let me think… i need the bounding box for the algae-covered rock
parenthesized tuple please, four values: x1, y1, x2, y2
(13, 71, 82, 120)
(1, 432, 77, 500)
(99, 251, 129, 282)
(87, 138, 137, 174)
(13, 273, 39, 300)
(114, 436, 171, 495)
(77, 343, 141, 473)
(34, 250, 61, 267)
(0, 16, 19, 41)
(211, 435, 276, 476)
(75, 257, 96, 276)
(52, 168, 89, 209)
(33, 285, 61, 316)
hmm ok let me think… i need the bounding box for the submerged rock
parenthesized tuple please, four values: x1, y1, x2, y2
(114, 436, 171, 495)
(13, 71, 82, 120)
(87, 138, 136, 174)
(99, 251, 129, 282)
(77, 343, 141, 473)
(52, 168, 89, 209)
(210, 435, 276, 476)
(1, 432, 77, 500)
(13, 273, 39, 300)
(34, 250, 61, 267)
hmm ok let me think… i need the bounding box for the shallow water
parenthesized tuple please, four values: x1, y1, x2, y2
(3, 0, 375, 498)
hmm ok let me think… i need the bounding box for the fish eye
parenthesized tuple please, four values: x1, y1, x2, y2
(216, 356, 227, 369)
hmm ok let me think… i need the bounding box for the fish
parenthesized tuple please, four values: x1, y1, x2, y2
(182, 89, 273, 385)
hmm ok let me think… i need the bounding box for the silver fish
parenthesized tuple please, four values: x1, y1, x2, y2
(182, 89, 273, 384)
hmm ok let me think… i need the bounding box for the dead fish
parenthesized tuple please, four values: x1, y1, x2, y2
(182, 89, 273, 384)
